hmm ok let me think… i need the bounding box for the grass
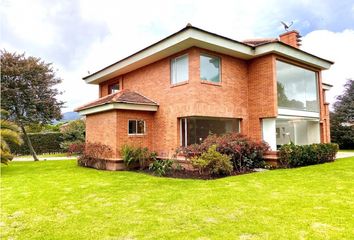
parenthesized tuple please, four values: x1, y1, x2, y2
(14, 152, 75, 159)
(1, 158, 354, 239)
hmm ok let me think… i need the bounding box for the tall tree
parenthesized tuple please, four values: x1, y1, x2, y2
(0, 109, 23, 164)
(1, 50, 64, 160)
(330, 79, 354, 149)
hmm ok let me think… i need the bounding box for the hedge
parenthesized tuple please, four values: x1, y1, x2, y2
(9, 132, 64, 155)
(279, 143, 339, 168)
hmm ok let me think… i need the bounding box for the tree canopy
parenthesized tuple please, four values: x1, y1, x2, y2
(330, 79, 354, 149)
(1, 50, 64, 160)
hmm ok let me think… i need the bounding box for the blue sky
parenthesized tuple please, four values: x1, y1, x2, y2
(1, 0, 354, 111)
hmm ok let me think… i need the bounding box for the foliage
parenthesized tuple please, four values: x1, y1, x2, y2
(121, 145, 155, 169)
(0, 109, 23, 164)
(330, 79, 354, 149)
(191, 145, 233, 176)
(59, 120, 85, 151)
(66, 141, 85, 155)
(1, 50, 64, 160)
(25, 122, 63, 133)
(77, 142, 113, 170)
(177, 133, 269, 172)
(279, 143, 339, 168)
(8, 132, 64, 155)
(148, 159, 174, 176)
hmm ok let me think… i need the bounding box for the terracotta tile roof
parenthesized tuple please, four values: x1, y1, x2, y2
(242, 38, 279, 47)
(75, 89, 158, 111)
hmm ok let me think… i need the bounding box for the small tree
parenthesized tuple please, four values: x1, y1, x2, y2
(1, 50, 64, 160)
(60, 119, 85, 151)
(0, 110, 23, 164)
(330, 79, 354, 149)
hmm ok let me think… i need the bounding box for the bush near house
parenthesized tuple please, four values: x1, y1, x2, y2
(121, 145, 156, 169)
(8, 132, 64, 155)
(178, 133, 270, 172)
(279, 143, 339, 168)
(77, 142, 113, 170)
(191, 145, 233, 176)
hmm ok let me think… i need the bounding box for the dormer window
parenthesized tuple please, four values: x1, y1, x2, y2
(109, 83, 120, 94)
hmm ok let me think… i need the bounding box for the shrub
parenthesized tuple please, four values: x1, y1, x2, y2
(191, 145, 233, 176)
(60, 120, 85, 152)
(177, 133, 269, 172)
(8, 132, 64, 155)
(121, 145, 154, 169)
(149, 159, 173, 176)
(67, 141, 85, 156)
(77, 142, 113, 170)
(279, 143, 339, 168)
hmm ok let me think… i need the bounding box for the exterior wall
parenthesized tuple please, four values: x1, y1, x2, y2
(100, 47, 250, 157)
(116, 110, 155, 156)
(85, 110, 119, 159)
(248, 55, 277, 140)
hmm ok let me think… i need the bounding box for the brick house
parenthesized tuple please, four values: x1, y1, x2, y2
(76, 25, 333, 170)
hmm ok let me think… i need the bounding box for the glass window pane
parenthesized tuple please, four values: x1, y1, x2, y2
(128, 120, 136, 134)
(200, 54, 220, 82)
(109, 83, 120, 93)
(276, 61, 318, 112)
(186, 117, 240, 145)
(171, 55, 188, 84)
(137, 120, 145, 134)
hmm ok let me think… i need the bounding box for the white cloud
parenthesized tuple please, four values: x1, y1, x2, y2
(302, 29, 354, 108)
(1, 0, 353, 112)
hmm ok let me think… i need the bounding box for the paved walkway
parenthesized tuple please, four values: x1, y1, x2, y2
(13, 156, 77, 162)
(336, 151, 354, 159)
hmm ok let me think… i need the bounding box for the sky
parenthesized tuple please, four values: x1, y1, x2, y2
(1, 0, 354, 112)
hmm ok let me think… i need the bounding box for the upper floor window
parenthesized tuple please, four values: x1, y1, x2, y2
(276, 60, 319, 112)
(171, 54, 188, 84)
(109, 83, 120, 94)
(200, 54, 220, 83)
(128, 120, 145, 135)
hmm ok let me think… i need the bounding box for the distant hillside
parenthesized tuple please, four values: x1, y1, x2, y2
(52, 112, 81, 124)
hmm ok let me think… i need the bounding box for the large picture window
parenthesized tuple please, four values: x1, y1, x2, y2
(171, 54, 188, 84)
(200, 54, 220, 83)
(276, 60, 319, 112)
(180, 117, 240, 146)
(128, 120, 145, 135)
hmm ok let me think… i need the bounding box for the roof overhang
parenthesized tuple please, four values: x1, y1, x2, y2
(83, 26, 334, 84)
(77, 102, 158, 116)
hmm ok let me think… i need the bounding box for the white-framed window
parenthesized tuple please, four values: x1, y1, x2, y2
(200, 53, 220, 83)
(171, 54, 189, 84)
(128, 120, 145, 135)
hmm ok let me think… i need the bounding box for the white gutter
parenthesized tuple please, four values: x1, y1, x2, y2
(77, 103, 158, 116)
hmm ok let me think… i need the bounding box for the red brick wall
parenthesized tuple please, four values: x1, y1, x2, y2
(85, 110, 118, 158)
(116, 110, 155, 156)
(247, 55, 277, 140)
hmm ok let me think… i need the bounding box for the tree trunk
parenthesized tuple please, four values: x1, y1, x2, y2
(19, 124, 39, 161)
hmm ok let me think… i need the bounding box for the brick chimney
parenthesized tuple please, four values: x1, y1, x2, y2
(279, 30, 302, 48)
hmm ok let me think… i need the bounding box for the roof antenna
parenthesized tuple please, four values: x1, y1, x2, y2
(280, 21, 293, 31)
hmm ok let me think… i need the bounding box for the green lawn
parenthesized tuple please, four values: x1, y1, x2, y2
(1, 158, 354, 239)
(14, 152, 75, 159)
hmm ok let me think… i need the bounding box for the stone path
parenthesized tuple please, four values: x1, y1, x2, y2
(336, 151, 354, 159)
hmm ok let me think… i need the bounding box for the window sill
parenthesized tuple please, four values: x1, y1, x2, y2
(128, 134, 146, 137)
(170, 81, 189, 88)
(200, 80, 222, 86)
